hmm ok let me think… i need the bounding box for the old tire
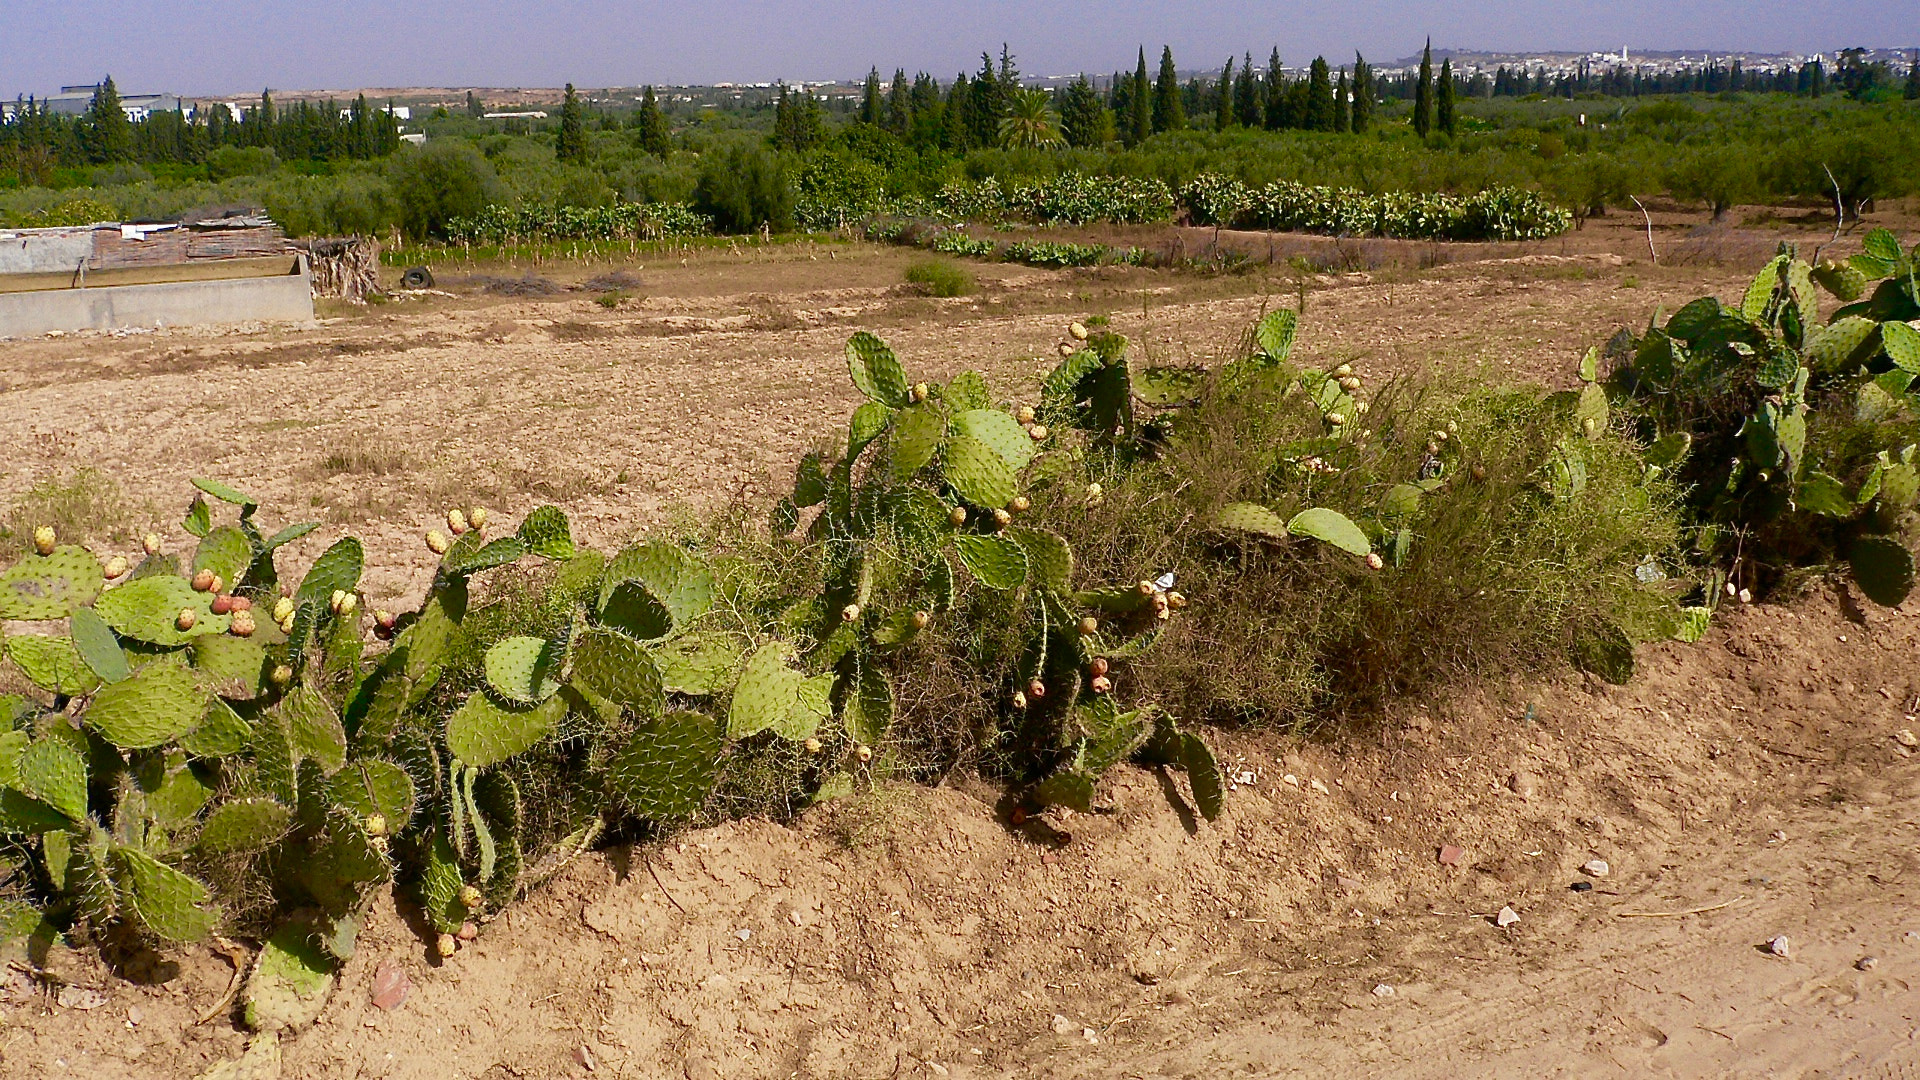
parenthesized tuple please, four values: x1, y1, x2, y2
(400, 266, 434, 289)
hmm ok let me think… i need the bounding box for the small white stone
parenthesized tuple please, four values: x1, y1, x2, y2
(1496, 906, 1520, 928)
(1371, 983, 1395, 998)
(1050, 1014, 1075, 1035)
(1310, 778, 1331, 795)
(735, 928, 752, 942)
(1768, 935, 1791, 958)
(1581, 859, 1611, 878)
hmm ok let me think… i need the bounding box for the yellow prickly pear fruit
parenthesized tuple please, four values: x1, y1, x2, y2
(1057, 342, 1075, 357)
(446, 508, 469, 535)
(468, 506, 489, 531)
(329, 589, 347, 614)
(375, 609, 397, 630)
(1086, 482, 1102, 500)
(1364, 553, 1384, 570)
(229, 611, 256, 637)
(272, 597, 296, 623)
(366, 813, 389, 838)
(1339, 376, 1361, 391)
(425, 529, 450, 555)
(175, 608, 197, 631)
(948, 506, 968, 527)
(1334, 363, 1354, 377)
(435, 933, 457, 958)
(911, 610, 931, 629)
(191, 569, 217, 592)
(855, 744, 873, 763)
(103, 555, 129, 579)
(1011, 690, 1028, 710)
(910, 382, 929, 403)
(803, 737, 823, 753)
(1167, 591, 1187, 610)
(270, 664, 293, 686)
(457, 884, 483, 909)
(1069, 321, 1089, 341)
(1027, 424, 1048, 440)
(841, 603, 861, 622)
(992, 508, 1012, 529)
(32, 526, 55, 556)
(1008, 496, 1030, 514)
(142, 532, 162, 556)
(1136, 579, 1157, 596)
(338, 592, 357, 616)
(1077, 616, 1098, 636)
(1326, 413, 1346, 426)
(1016, 405, 1037, 424)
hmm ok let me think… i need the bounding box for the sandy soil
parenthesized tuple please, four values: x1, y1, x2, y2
(0, 206, 1916, 1078)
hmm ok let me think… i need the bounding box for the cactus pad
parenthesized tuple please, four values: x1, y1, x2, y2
(7, 635, 100, 697)
(445, 535, 529, 577)
(846, 331, 912, 407)
(600, 541, 716, 631)
(942, 435, 1017, 509)
(1674, 606, 1712, 643)
(293, 538, 363, 611)
(838, 660, 894, 746)
(952, 534, 1028, 591)
(598, 582, 672, 641)
(1287, 508, 1371, 555)
(1575, 383, 1609, 437)
(415, 830, 467, 933)
(608, 710, 725, 821)
(191, 635, 271, 700)
(1032, 769, 1097, 813)
(18, 738, 87, 822)
(1805, 316, 1877, 371)
(484, 636, 563, 704)
(1255, 308, 1298, 362)
(572, 628, 665, 716)
(890, 403, 948, 482)
(193, 527, 253, 587)
(444, 691, 560, 768)
(1571, 620, 1636, 685)
(518, 505, 575, 559)
(952, 409, 1035, 470)
(196, 798, 293, 854)
(1012, 528, 1072, 594)
(1213, 502, 1289, 538)
(1178, 733, 1224, 822)
(792, 452, 829, 508)
(114, 847, 218, 941)
(327, 759, 416, 829)
(242, 916, 337, 1032)
(1850, 536, 1915, 607)
(0, 545, 103, 620)
(653, 631, 745, 695)
(95, 574, 229, 645)
(727, 643, 826, 740)
(68, 607, 130, 684)
(181, 699, 254, 759)
(278, 687, 347, 775)
(941, 370, 992, 411)
(86, 660, 208, 750)
(848, 401, 895, 459)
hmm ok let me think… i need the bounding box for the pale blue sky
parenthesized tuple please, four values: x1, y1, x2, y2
(1, 0, 1910, 98)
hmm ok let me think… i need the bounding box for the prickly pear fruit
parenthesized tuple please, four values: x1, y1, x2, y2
(992, 508, 1012, 529)
(1057, 342, 1074, 357)
(103, 555, 129, 579)
(803, 737, 823, 753)
(447, 509, 468, 536)
(1089, 657, 1109, 678)
(1334, 363, 1354, 377)
(948, 506, 968, 527)
(1738, 587, 1752, 604)
(1016, 406, 1037, 424)
(456, 921, 479, 942)
(32, 526, 55, 556)
(1339, 376, 1361, 391)
(1077, 616, 1098, 636)
(374, 610, 397, 631)
(338, 593, 357, 616)
(1327, 413, 1346, 426)
(1070, 321, 1089, 341)
(435, 933, 457, 958)
(852, 744, 872, 763)
(1167, 591, 1187, 610)
(212, 593, 235, 615)
(176, 608, 197, 631)
(1086, 482, 1102, 500)
(142, 532, 162, 556)
(841, 603, 861, 623)
(1090, 675, 1112, 694)
(1364, 553, 1384, 570)
(1027, 425, 1048, 441)
(272, 597, 296, 623)
(457, 883, 482, 909)
(1581, 417, 1597, 435)
(229, 611, 256, 637)
(1008, 496, 1030, 514)
(1027, 679, 1045, 699)
(365, 813, 389, 838)
(329, 590, 346, 613)
(1136, 580, 1157, 596)
(270, 664, 293, 686)
(1012, 690, 1028, 710)
(469, 506, 488, 531)
(911, 610, 931, 629)
(911, 382, 929, 403)
(192, 569, 217, 592)
(425, 530, 450, 555)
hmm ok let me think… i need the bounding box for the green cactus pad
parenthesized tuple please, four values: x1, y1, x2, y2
(67, 608, 129, 684)
(1806, 316, 1878, 372)
(608, 710, 725, 822)
(444, 691, 560, 769)
(572, 628, 665, 716)
(484, 636, 563, 704)
(792, 452, 829, 507)
(952, 408, 1035, 470)
(95, 573, 230, 645)
(0, 545, 103, 621)
(942, 434, 1017, 508)
(190, 476, 257, 508)
(296, 817, 392, 912)
(952, 534, 1029, 591)
(1644, 431, 1692, 469)
(1032, 769, 1096, 813)
(1256, 308, 1298, 362)
(191, 635, 270, 700)
(653, 631, 746, 695)
(278, 687, 347, 775)
(0, 729, 26, 788)
(7, 635, 100, 697)
(192, 527, 253, 588)
(446, 535, 529, 577)
(85, 660, 208, 750)
(839, 660, 894, 746)
(890, 403, 948, 482)
(1849, 536, 1915, 607)
(141, 753, 212, 826)
(18, 738, 87, 823)
(1179, 733, 1225, 822)
(518, 505, 575, 559)
(1082, 710, 1151, 776)
(1213, 502, 1288, 538)
(181, 699, 253, 758)
(848, 401, 895, 459)
(600, 541, 716, 631)
(940, 370, 992, 411)
(1674, 606, 1712, 643)
(402, 578, 468, 697)
(472, 771, 523, 907)
(727, 643, 811, 740)
(1571, 620, 1636, 685)
(598, 581, 672, 640)
(1287, 508, 1371, 555)
(293, 538, 363, 611)
(1011, 528, 1072, 594)
(114, 847, 217, 941)
(846, 331, 912, 407)
(196, 798, 293, 854)
(1810, 260, 1868, 303)
(328, 759, 416, 829)
(1882, 321, 1920, 374)
(0, 790, 67, 834)
(242, 916, 338, 1032)
(1073, 585, 1153, 615)
(415, 830, 468, 933)
(1136, 366, 1207, 406)
(1574, 383, 1609, 438)
(871, 610, 925, 648)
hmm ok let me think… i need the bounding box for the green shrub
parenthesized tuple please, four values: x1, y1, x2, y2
(692, 142, 791, 233)
(207, 146, 280, 182)
(388, 140, 507, 241)
(903, 258, 974, 297)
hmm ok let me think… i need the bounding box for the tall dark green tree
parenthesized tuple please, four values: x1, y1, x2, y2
(1215, 56, 1235, 129)
(1907, 50, 1920, 99)
(81, 76, 133, 163)
(465, 91, 484, 118)
(860, 68, 883, 125)
(1351, 53, 1373, 133)
(632, 86, 671, 157)
(1059, 75, 1111, 147)
(1234, 52, 1261, 128)
(1437, 57, 1456, 135)
(909, 72, 942, 146)
(886, 69, 911, 133)
(964, 52, 1003, 149)
(941, 75, 970, 151)
(1129, 48, 1152, 146)
(1304, 56, 1335, 130)
(1264, 48, 1286, 130)
(772, 84, 825, 152)
(1413, 39, 1434, 138)
(556, 83, 588, 162)
(1152, 46, 1184, 132)
(1333, 69, 1349, 133)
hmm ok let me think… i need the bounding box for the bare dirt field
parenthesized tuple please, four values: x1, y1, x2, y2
(1, 204, 1917, 1078)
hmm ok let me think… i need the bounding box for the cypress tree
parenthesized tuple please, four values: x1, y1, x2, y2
(1333, 70, 1349, 133)
(1060, 75, 1110, 147)
(82, 76, 133, 163)
(1413, 39, 1433, 138)
(966, 52, 1001, 149)
(1152, 46, 1184, 132)
(1129, 48, 1152, 146)
(942, 75, 970, 151)
(466, 90, 484, 118)
(909, 72, 941, 146)
(556, 82, 588, 162)
(1305, 57, 1334, 131)
(1234, 52, 1261, 128)
(886, 69, 910, 133)
(860, 68, 882, 125)
(634, 86, 671, 157)
(1264, 48, 1286, 130)
(1437, 57, 1456, 136)
(1215, 56, 1235, 129)
(1351, 53, 1373, 132)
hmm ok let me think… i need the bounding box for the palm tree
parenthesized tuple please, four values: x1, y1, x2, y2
(997, 87, 1064, 150)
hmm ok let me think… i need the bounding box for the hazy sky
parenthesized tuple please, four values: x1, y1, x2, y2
(2, 0, 1910, 98)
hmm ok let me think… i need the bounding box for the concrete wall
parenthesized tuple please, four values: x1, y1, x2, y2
(0, 229, 94, 276)
(0, 267, 314, 337)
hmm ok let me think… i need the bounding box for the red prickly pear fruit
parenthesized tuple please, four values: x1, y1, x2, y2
(211, 594, 235, 615)
(425, 530, 450, 555)
(1010, 805, 1029, 826)
(1089, 657, 1109, 678)
(1077, 616, 1098, 636)
(1090, 675, 1112, 694)
(456, 921, 479, 942)
(911, 610, 931, 629)
(1016, 406, 1037, 424)
(1027, 679, 1045, 699)
(175, 608, 197, 631)
(1008, 496, 1031, 514)
(1364, 553, 1384, 570)
(141, 532, 162, 556)
(32, 527, 55, 556)
(102, 555, 129, 579)
(948, 506, 968, 527)
(229, 611, 256, 637)
(374, 610, 397, 630)
(191, 569, 217, 592)
(446, 508, 468, 536)
(230, 595, 253, 612)
(435, 933, 457, 958)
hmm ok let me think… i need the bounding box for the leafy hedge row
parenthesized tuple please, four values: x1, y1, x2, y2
(444, 202, 711, 244)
